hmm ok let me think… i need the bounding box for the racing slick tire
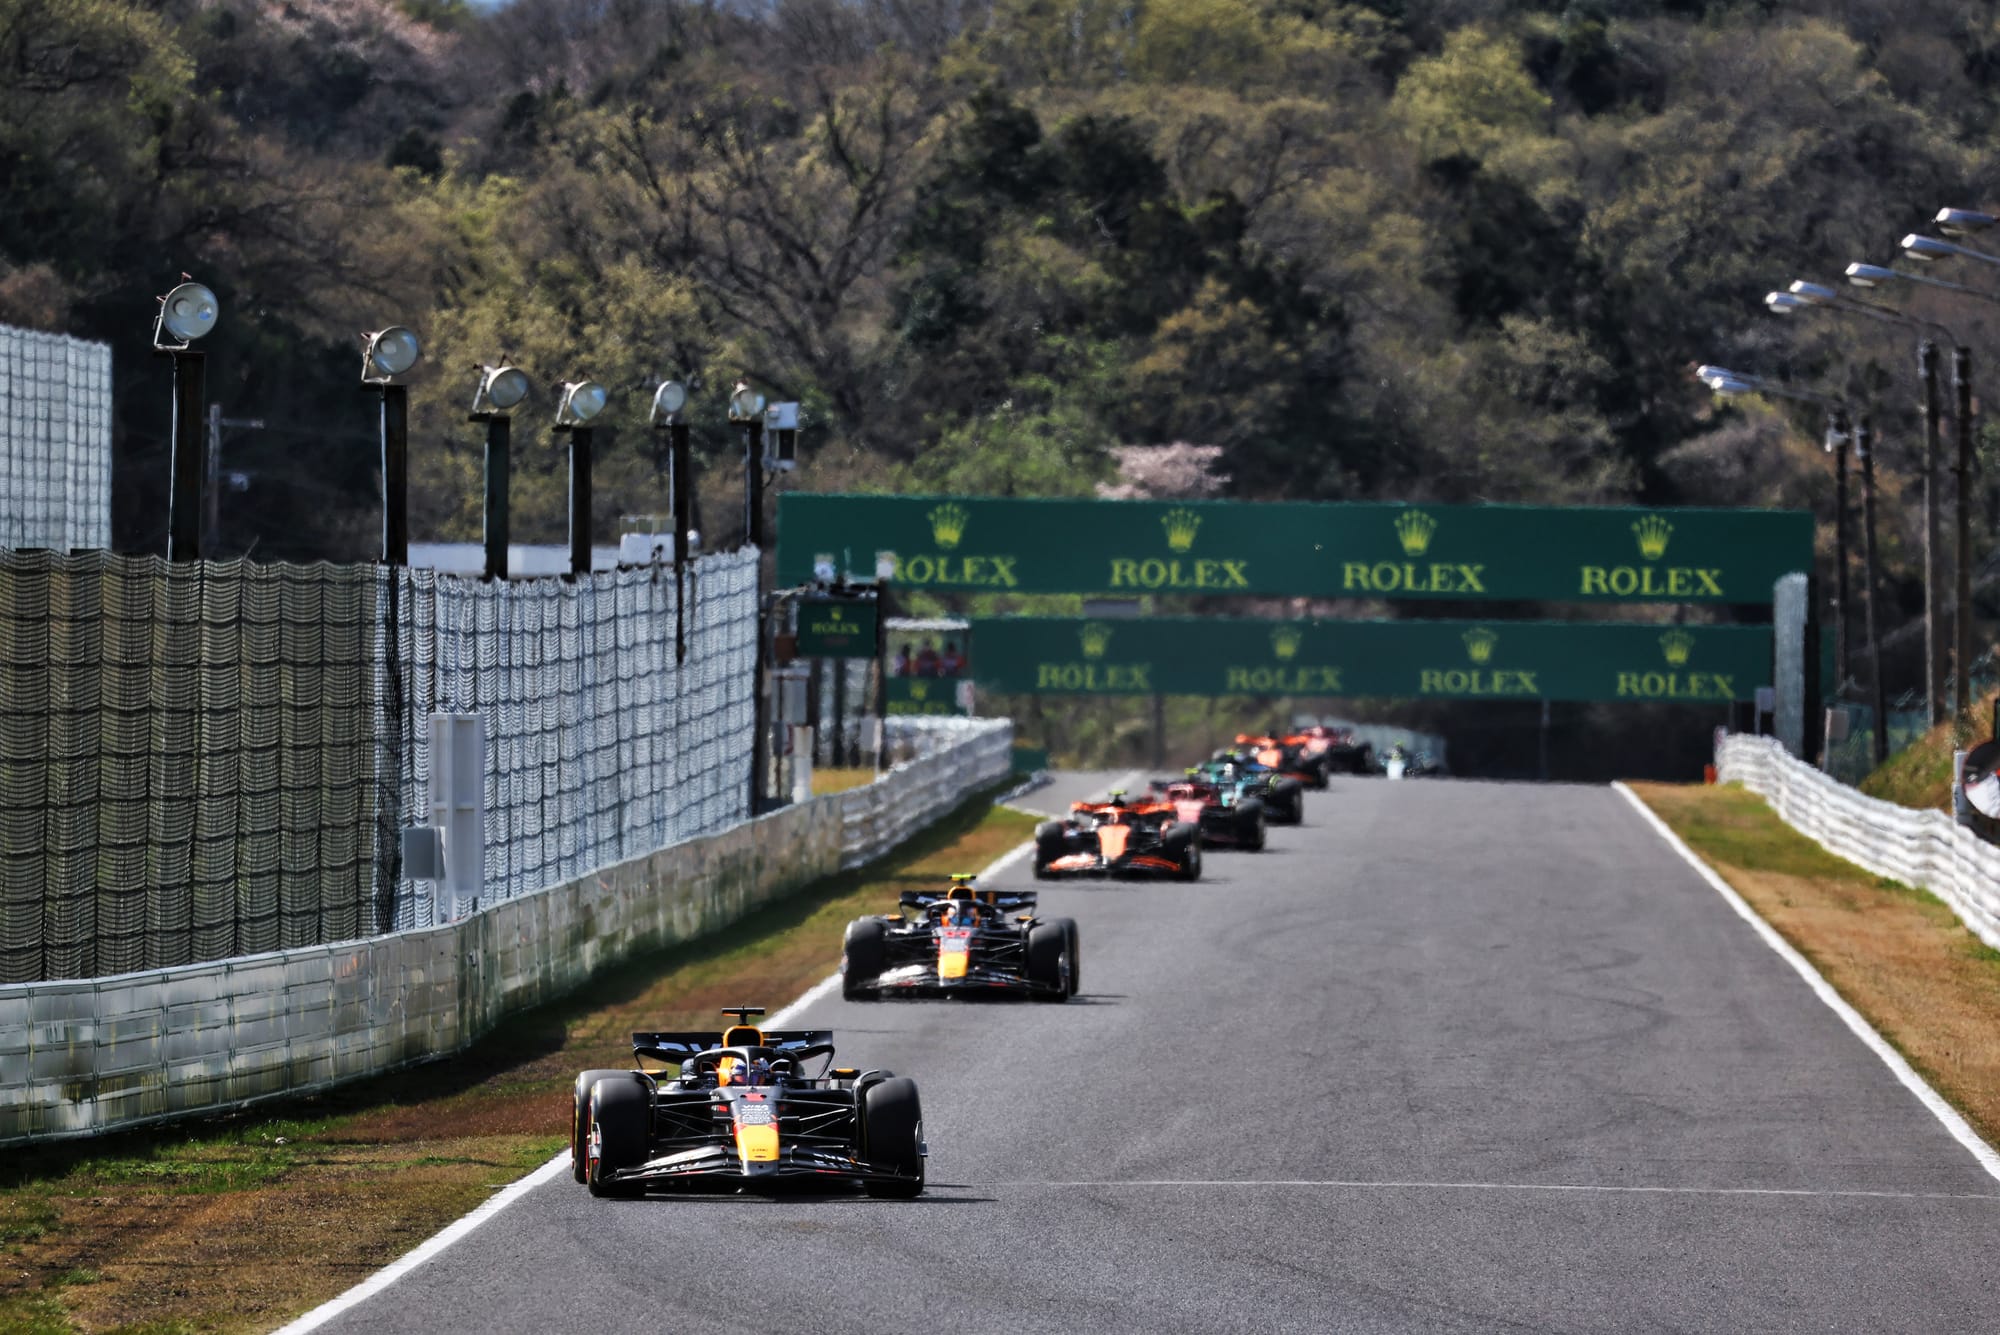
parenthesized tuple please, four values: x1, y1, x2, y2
(586, 1074, 649, 1198)
(1237, 800, 1267, 851)
(1268, 779, 1304, 825)
(1059, 917, 1081, 996)
(842, 917, 888, 1001)
(1028, 920, 1075, 1000)
(860, 1077, 926, 1198)
(1163, 823, 1201, 881)
(1032, 820, 1068, 879)
(572, 1068, 631, 1183)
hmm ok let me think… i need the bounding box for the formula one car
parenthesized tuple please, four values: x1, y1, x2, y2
(842, 875, 1080, 1000)
(1286, 724, 1375, 776)
(570, 1006, 925, 1199)
(1201, 754, 1305, 825)
(1149, 770, 1268, 850)
(1031, 795, 1202, 881)
(1233, 733, 1333, 790)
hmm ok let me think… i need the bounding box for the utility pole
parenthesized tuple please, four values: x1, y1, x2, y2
(1859, 416, 1889, 766)
(1955, 346, 1975, 718)
(1921, 340, 1945, 725)
(1828, 407, 1850, 694)
(205, 402, 263, 556)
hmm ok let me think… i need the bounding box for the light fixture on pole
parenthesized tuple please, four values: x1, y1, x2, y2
(360, 326, 421, 567)
(553, 380, 607, 579)
(469, 364, 530, 580)
(728, 380, 774, 811)
(153, 279, 220, 561)
(650, 378, 693, 663)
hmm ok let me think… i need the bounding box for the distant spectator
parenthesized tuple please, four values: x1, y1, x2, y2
(892, 645, 912, 677)
(915, 638, 942, 677)
(940, 641, 965, 677)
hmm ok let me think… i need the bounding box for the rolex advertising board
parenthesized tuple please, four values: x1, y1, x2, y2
(795, 596, 877, 658)
(777, 495, 1811, 604)
(885, 677, 970, 716)
(969, 616, 1772, 702)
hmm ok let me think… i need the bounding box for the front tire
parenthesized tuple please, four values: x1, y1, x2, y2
(1027, 921, 1072, 1000)
(860, 1077, 925, 1198)
(586, 1075, 649, 1198)
(571, 1068, 630, 1183)
(1164, 824, 1201, 881)
(843, 918, 887, 1001)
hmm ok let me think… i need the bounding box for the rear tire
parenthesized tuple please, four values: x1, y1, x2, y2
(1027, 921, 1071, 1000)
(860, 1077, 925, 1198)
(842, 918, 887, 1001)
(1164, 824, 1201, 881)
(1032, 820, 1067, 879)
(586, 1075, 649, 1198)
(1238, 800, 1267, 851)
(1057, 918, 1081, 996)
(571, 1068, 629, 1183)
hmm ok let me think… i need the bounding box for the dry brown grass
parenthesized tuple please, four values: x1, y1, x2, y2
(0, 790, 1033, 1334)
(1631, 781, 2000, 1149)
(809, 766, 880, 796)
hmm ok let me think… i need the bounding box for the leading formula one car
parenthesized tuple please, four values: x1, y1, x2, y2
(570, 1006, 926, 1199)
(1288, 724, 1375, 776)
(843, 875, 1080, 1000)
(1234, 733, 1333, 790)
(1032, 796, 1202, 881)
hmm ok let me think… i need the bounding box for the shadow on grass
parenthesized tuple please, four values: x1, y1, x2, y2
(0, 782, 1019, 1190)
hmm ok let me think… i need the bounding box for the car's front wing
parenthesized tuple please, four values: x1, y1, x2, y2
(603, 1143, 923, 1191)
(853, 962, 1065, 998)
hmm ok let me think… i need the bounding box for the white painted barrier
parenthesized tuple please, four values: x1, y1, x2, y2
(1715, 733, 2000, 952)
(0, 719, 1012, 1143)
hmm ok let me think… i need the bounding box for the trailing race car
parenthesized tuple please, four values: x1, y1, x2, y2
(1031, 796, 1202, 881)
(1148, 770, 1268, 850)
(570, 1006, 925, 1199)
(843, 875, 1081, 999)
(1201, 755, 1305, 825)
(1286, 724, 1375, 776)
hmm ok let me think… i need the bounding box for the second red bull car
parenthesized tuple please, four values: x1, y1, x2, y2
(842, 876, 1080, 1001)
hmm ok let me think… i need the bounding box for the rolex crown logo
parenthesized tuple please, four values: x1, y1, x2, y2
(1395, 509, 1437, 556)
(1632, 514, 1673, 561)
(1660, 629, 1695, 667)
(1161, 508, 1202, 553)
(910, 682, 928, 701)
(1463, 627, 1499, 665)
(1079, 622, 1114, 659)
(1271, 625, 1303, 661)
(928, 502, 970, 550)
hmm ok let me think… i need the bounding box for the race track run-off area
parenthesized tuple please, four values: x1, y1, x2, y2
(301, 776, 2000, 1334)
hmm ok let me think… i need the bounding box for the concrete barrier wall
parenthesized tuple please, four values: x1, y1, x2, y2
(0, 720, 1012, 1143)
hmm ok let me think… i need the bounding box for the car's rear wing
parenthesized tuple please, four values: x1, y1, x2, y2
(899, 888, 1038, 914)
(630, 1029, 834, 1064)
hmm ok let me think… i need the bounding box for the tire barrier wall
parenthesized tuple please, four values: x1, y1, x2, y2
(1715, 733, 2000, 951)
(0, 718, 1012, 1143)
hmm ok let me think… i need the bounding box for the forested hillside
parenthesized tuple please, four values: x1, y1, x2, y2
(5, 0, 1994, 613)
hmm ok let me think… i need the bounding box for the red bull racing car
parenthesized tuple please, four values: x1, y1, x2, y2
(1032, 796, 1202, 880)
(570, 1006, 926, 1198)
(842, 876, 1080, 1001)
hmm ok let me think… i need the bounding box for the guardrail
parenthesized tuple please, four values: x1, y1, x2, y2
(0, 718, 1012, 1143)
(1715, 733, 2000, 952)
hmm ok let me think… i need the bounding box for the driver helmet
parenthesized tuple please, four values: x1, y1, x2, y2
(746, 1057, 774, 1087)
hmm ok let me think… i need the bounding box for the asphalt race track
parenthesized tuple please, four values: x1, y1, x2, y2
(307, 774, 2000, 1334)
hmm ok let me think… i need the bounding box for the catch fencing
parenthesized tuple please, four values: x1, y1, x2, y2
(0, 549, 757, 983)
(1715, 733, 2000, 951)
(0, 323, 110, 552)
(0, 718, 1012, 1142)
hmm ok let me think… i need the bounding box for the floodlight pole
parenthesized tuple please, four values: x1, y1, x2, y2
(744, 414, 769, 813)
(1858, 416, 1889, 766)
(472, 413, 511, 581)
(663, 418, 692, 663)
(1955, 346, 1976, 717)
(1829, 407, 1851, 693)
(379, 383, 410, 567)
(164, 349, 206, 561)
(563, 425, 593, 579)
(1921, 341, 1945, 724)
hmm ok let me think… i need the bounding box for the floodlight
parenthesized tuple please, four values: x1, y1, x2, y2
(1936, 208, 1998, 236)
(556, 380, 608, 427)
(472, 365, 530, 414)
(728, 381, 765, 422)
(1765, 292, 1810, 314)
(155, 281, 219, 348)
(1786, 280, 1840, 304)
(650, 380, 688, 425)
(361, 326, 421, 382)
(1844, 263, 1899, 289)
(1903, 234, 1957, 262)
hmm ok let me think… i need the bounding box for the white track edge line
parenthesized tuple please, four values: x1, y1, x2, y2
(273, 834, 1036, 1334)
(947, 1179, 2000, 1201)
(1612, 780, 2000, 1185)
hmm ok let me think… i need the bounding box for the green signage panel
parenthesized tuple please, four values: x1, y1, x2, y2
(968, 616, 1772, 703)
(778, 495, 1811, 604)
(885, 677, 970, 716)
(795, 596, 877, 658)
